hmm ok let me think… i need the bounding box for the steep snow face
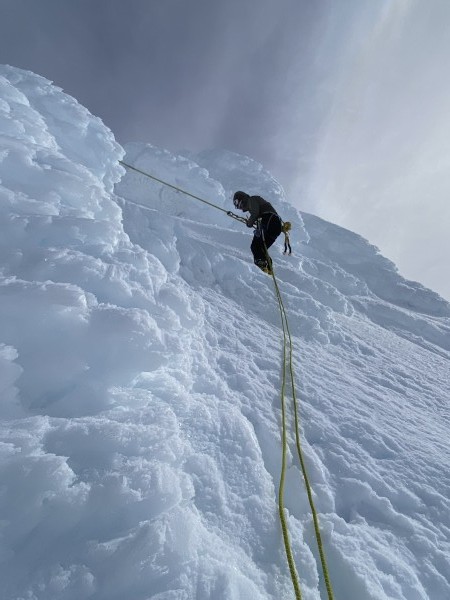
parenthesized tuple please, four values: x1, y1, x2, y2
(1, 65, 450, 600)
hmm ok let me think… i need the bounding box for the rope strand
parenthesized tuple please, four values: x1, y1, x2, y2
(120, 160, 233, 215)
(119, 158, 333, 599)
(266, 244, 334, 600)
(275, 264, 304, 600)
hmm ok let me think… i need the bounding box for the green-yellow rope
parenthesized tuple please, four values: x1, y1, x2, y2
(276, 273, 303, 599)
(119, 159, 334, 599)
(119, 160, 231, 215)
(269, 254, 334, 600)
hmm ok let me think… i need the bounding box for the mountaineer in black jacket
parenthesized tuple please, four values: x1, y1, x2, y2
(233, 190, 282, 274)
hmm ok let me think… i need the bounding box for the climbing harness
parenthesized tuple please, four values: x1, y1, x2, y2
(119, 159, 333, 599)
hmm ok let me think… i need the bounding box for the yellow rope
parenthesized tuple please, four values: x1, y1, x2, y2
(275, 267, 304, 600)
(119, 159, 333, 598)
(268, 253, 335, 600)
(119, 160, 233, 215)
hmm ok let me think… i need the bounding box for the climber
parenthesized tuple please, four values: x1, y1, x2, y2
(233, 191, 282, 274)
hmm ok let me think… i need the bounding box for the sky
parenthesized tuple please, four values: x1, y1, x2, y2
(0, 0, 449, 300)
(1, 64, 450, 600)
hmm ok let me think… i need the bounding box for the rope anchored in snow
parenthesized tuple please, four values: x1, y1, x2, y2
(119, 160, 292, 235)
(119, 159, 331, 598)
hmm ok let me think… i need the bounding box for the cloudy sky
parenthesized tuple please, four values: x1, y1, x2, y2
(1, 0, 449, 300)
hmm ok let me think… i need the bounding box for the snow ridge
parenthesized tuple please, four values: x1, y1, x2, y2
(1, 65, 449, 600)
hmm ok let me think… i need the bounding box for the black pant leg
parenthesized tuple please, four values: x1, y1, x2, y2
(251, 236, 266, 263)
(250, 215, 282, 264)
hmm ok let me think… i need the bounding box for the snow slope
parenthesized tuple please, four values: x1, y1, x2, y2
(1, 65, 449, 600)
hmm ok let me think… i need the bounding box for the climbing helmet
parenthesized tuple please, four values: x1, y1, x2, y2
(233, 191, 248, 209)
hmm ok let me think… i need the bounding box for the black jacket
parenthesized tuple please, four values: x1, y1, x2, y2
(240, 195, 278, 227)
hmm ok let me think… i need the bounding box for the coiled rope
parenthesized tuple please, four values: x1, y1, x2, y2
(119, 159, 334, 599)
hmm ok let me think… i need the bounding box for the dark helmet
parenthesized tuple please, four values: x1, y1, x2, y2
(233, 191, 249, 209)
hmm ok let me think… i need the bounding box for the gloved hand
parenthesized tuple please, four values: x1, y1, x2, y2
(246, 219, 253, 228)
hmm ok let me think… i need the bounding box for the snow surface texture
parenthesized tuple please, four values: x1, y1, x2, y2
(1, 65, 450, 600)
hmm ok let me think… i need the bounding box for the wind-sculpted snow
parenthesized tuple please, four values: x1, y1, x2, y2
(1, 65, 449, 600)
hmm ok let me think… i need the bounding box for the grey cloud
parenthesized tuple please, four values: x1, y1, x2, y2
(1, 0, 448, 299)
